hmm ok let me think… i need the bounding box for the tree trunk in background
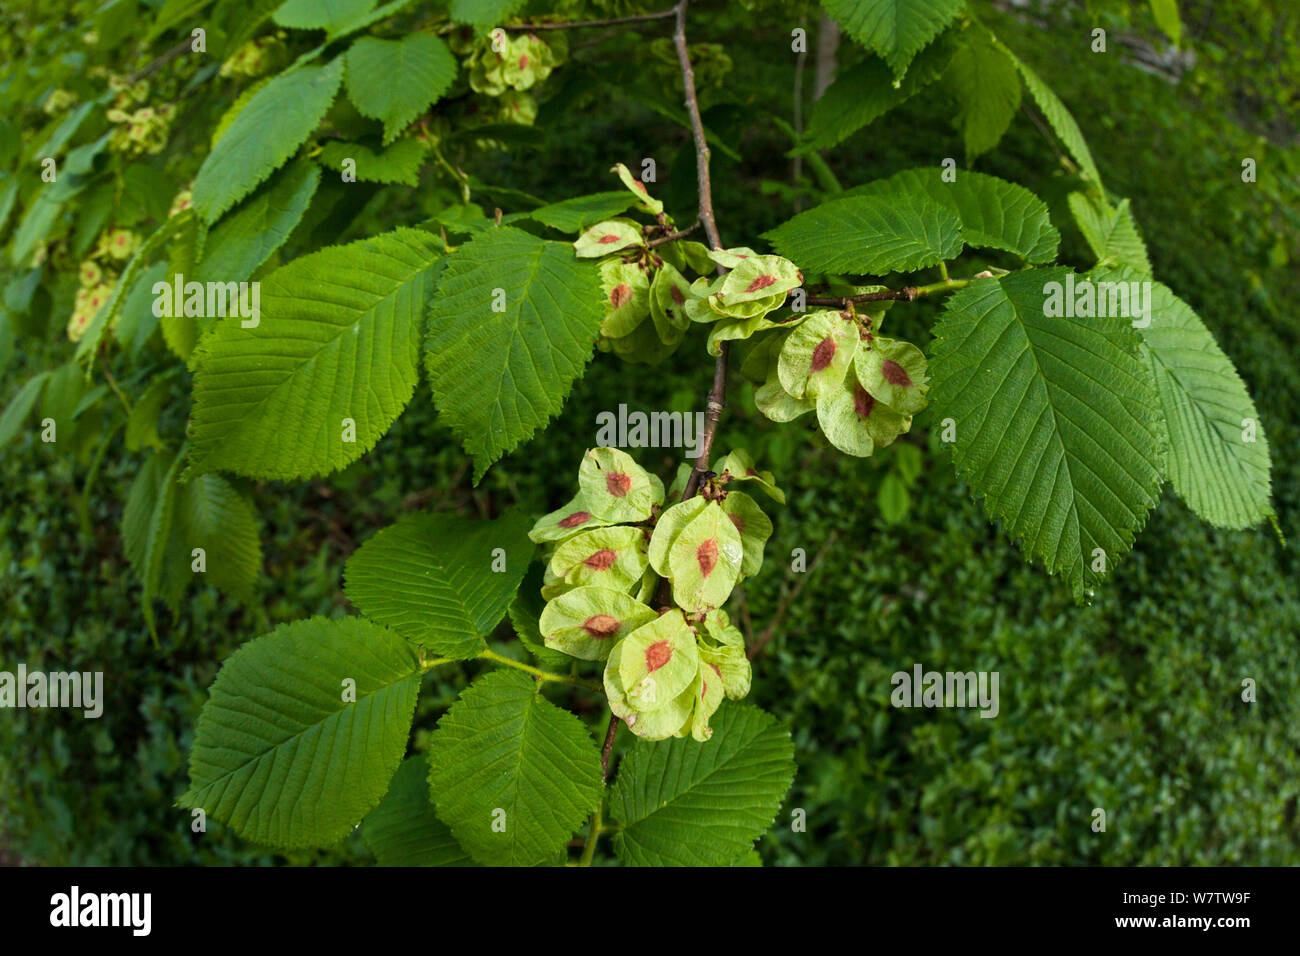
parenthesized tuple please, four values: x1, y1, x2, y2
(813, 13, 839, 101)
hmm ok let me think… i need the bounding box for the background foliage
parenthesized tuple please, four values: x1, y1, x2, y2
(2, 0, 1297, 865)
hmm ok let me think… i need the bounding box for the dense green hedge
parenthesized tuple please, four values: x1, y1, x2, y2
(3, 0, 1296, 864)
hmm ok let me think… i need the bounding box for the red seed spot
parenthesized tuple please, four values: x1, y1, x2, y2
(597, 233, 622, 244)
(729, 514, 745, 534)
(670, 285, 686, 304)
(581, 614, 620, 639)
(519, 54, 530, 69)
(584, 549, 617, 570)
(745, 468, 757, 476)
(710, 662, 722, 679)
(853, 383, 875, 421)
(745, 274, 778, 293)
(882, 359, 913, 387)
(645, 640, 672, 672)
(605, 472, 632, 497)
(696, 538, 719, 577)
(634, 181, 648, 194)
(609, 283, 632, 308)
(810, 337, 837, 372)
(558, 511, 591, 528)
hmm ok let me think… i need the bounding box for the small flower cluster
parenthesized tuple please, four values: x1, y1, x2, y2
(104, 76, 173, 156)
(573, 165, 722, 364)
(169, 187, 193, 218)
(218, 33, 285, 79)
(573, 169, 931, 458)
(451, 28, 567, 127)
(529, 448, 782, 741)
(43, 88, 76, 114)
(66, 229, 138, 343)
(742, 304, 930, 457)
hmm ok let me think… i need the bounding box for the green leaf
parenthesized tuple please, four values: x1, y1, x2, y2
(0, 179, 19, 240)
(9, 188, 62, 267)
(170, 473, 262, 605)
(846, 168, 1059, 263)
(324, 0, 418, 42)
(764, 192, 963, 276)
(317, 137, 429, 185)
(943, 25, 1020, 161)
(794, 34, 953, 154)
(188, 227, 442, 480)
(450, 0, 525, 30)
(122, 447, 183, 640)
(929, 270, 1163, 598)
(0, 310, 12, 379)
(1149, 0, 1181, 45)
(821, 0, 965, 77)
(528, 192, 641, 233)
(125, 376, 171, 453)
(363, 755, 476, 866)
(31, 101, 95, 160)
(1001, 43, 1103, 186)
(509, 563, 572, 668)
(275, 0, 376, 31)
(344, 510, 535, 659)
(181, 616, 421, 848)
(878, 470, 910, 522)
(195, 158, 321, 284)
(344, 34, 458, 143)
(0, 372, 49, 449)
(1097, 268, 1272, 529)
(425, 227, 605, 482)
(193, 59, 343, 224)
(609, 704, 796, 866)
(115, 262, 167, 358)
(426, 670, 603, 866)
(1068, 193, 1151, 275)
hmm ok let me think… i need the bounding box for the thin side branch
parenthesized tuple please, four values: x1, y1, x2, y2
(680, 349, 728, 500)
(501, 9, 677, 31)
(668, 0, 730, 508)
(646, 221, 701, 248)
(600, 714, 619, 779)
(127, 38, 192, 84)
(805, 287, 919, 306)
(672, 1, 722, 251)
